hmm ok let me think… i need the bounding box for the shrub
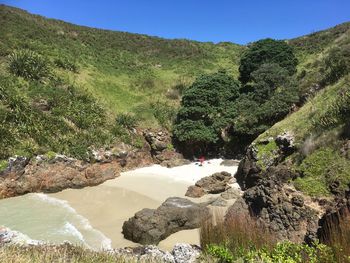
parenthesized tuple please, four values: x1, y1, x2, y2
(321, 45, 350, 85)
(0, 160, 8, 173)
(54, 57, 79, 72)
(150, 100, 177, 129)
(8, 50, 51, 81)
(116, 113, 138, 130)
(239, 38, 297, 84)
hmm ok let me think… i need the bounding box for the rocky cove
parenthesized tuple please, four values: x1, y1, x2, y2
(0, 130, 242, 260)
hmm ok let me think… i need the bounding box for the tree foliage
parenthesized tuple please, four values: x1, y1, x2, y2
(173, 71, 240, 151)
(239, 38, 298, 84)
(233, 63, 298, 137)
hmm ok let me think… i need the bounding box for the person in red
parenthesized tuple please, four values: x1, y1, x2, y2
(199, 156, 205, 166)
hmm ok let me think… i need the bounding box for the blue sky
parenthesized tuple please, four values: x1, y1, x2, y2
(3, 0, 350, 44)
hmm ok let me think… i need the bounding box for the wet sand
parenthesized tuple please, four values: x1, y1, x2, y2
(51, 159, 238, 250)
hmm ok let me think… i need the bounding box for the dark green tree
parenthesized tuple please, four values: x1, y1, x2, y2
(239, 38, 297, 84)
(173, 71, 240, 154)
(233, 63, 298, 137)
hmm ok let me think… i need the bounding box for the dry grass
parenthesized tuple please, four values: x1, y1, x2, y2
(200, 211, 276, 256)
(320, 207, 350, 263)
(0, 244, 159, 263)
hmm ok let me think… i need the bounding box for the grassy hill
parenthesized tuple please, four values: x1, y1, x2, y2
(0, 4, 243, 159)
(0, 4, 243, 118)
(0, 4, 349, 163)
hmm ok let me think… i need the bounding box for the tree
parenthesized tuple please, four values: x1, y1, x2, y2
(173, 71, 240, 154)
(233, 63, 298, 137)
(239, 39, 297, 84)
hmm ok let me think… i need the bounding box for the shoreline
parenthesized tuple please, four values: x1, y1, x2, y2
(0, 158, 239, 251)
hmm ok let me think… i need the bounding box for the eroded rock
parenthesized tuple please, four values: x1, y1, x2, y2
(122, 197, 210, 245)
(185, 171, 232, 198)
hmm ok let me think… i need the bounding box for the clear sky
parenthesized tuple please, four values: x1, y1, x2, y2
(3, 0, 350, 44)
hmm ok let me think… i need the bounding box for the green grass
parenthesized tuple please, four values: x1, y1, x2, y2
(256, 140, 279, 171)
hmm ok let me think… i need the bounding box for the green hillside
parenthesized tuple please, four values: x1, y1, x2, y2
(0, 4, 243, 117)
(0, 4, 349, 163)
(0, 4, 242, 159)
(252, 24, 350, 197)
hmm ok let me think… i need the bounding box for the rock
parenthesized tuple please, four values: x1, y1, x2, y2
(185, 171, 232, 198)
(210, 196, 228, 207)
(185, 186, 205, 198)
(225, 197, 250, 220)
(1, 156, 29, 176)
(172, 243, 201, 263)
(113, 243, 201, 263)
(220, 159, 240, 166)
(122, 197, 210, 245)
(144, 130, 171, 153)
(291, 195, 304, 207)
(275, 132, 295, 154)
(221, 188, 241, 200)
(243, 172, 318, 243)
(235, 145, 262, 190)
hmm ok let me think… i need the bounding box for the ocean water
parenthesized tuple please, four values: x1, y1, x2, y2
(0, 193, 111, 250)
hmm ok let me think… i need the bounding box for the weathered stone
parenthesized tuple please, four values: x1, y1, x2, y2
(291, 195, 304, 207)
(122, 197, 210, 245)
(185, 171, 232, 198)
(221, 188, 240, 200)
(275, 132, 295, 154)
(185, 185, 205, 198)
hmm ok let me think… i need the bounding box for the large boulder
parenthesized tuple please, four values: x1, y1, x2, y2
(185, 171, 232, 198)
(122, 197, 210, 245)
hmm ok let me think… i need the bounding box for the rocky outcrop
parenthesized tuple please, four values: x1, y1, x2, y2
(235, 132, 296, 190)
(143, 130, 189, 167)
(114, 243, 201, 263)
(0, 149, 153, 198)
(242, 168, 318, 243)
(235, 145, 262, 190)
(185, 171, 232, 198)
(122, 197, 210, 245)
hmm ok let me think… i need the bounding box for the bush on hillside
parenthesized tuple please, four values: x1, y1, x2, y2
(116, 113, 138, 130)
(321, 45, 350, 86)
(239, 38, 297, 84)
(173, 71, 240, 154)
(8, 50, 51, 81)
(54, 57, 79, 72)
(150, 100, 177, 129)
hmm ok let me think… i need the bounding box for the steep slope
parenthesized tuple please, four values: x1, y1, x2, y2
(0, 4, 243, 118)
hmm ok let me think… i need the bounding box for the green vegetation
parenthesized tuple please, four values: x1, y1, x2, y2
(173, 71, 240, 154)
(0, 160, 8, 173)
(256, 140, 279, 171)
(8, 50, 51, 81)
(201, 212, 350, 263)
(0, 4, 243, 159)
(295, 147, 350, 196)
(0, 4, 242, 120)
(238, 38, 298, 84)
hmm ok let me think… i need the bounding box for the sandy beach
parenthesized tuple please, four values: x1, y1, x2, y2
(51, 159, 239, 250)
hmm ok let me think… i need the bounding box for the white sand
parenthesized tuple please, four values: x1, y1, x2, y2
(51, 158, 239, 250)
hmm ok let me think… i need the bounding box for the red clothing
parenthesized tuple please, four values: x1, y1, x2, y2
(199, 156, 205, 164)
